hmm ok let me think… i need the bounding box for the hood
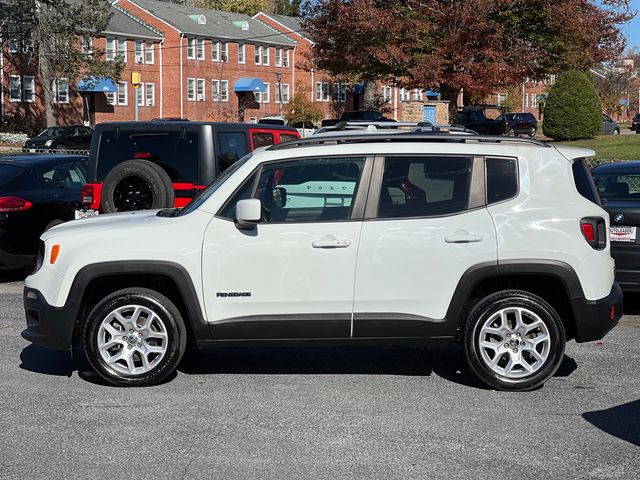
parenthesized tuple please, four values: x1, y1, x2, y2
(42, 209, 161, 241)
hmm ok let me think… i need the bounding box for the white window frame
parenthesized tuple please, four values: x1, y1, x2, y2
(283, 49, 290, 68)
(254, 90, 262, 104)
(187, 78, 196, 101)
(187, 38, 196, 59)
(196, 39, 205, 60)
(106, 91, 116, 106)
(196, 78, 205, 101)
(211, 80, 220, 101)
(221, 42, 228, 62)
(145, 42, 154, 64)
(82, 36, 93, 55)
(9, 38, 19, 53)
(145, 83, 155, 106)
(275, 48, 282, 67)
(212, 40, 219, 61)
(277, 83, 290, 104)
(117, 81, 128, 106)
(135, 40, 144, 64)
(262, 83, 270, 103)
(315, 82, 322, 102)
(106, 37, 116, 61)
(262, 46, 270, 66)
(531, 93, 537, 108)
(22, 76, 35, 103)
(117, 38, 127, 62)
(55, 78, 69, 104)
(382, 85, 392, 104)
(255, 45, 262, 65)
(238, 44, 245, 64)
(9, 75, 21, 102)
(136, 85, 144, 107)
(525, 92, 529, 108)
(333, 83, 346, 103)
(220, 80, 229, 102)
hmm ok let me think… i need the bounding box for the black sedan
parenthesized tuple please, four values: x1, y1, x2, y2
(0, 154, 87, 270)
(592, 161, 640, 291)
(22, 125, 93, 152)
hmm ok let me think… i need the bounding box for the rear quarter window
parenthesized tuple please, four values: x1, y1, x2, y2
(573, 159, 601, 205)
(486, 157, 518, 204)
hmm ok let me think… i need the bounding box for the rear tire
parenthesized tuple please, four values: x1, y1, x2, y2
(83, 288, 187, 387)
(507, 128, 516, 137)
(101, 159, 174, 213)
(464, 290, 565, 391)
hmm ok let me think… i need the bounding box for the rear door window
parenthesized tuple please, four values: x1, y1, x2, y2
(279, 133, 298, 143)
(218, 132, 247, 173)
(251, 131, 274, 149)
(97, 130, 199, 181)
(594, 172, 640, 201)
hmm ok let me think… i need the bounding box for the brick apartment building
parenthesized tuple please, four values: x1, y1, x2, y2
(1, 0, 457, 129)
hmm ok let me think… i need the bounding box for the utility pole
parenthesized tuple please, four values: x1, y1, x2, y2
(276, 71, 283, 117)
(132, 71, 141, 121)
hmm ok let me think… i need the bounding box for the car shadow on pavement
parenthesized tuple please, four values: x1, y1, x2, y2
(623, 293, 640, 315)
(178, 345, 579, 390)
(0, 269, 28, 283)
(583, 399, 640, 447)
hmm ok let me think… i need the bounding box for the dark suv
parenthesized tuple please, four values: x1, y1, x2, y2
(495, 112, 538, 138)
(631, 113, 640, 133)
(81, 121, 299, 214)
(23, 125, 93, 152)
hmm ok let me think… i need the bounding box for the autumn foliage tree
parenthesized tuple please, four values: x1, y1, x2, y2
(302, 0, 633, 108)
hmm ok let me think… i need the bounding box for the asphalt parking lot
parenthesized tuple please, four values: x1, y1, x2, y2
(0, 274, 638, 479)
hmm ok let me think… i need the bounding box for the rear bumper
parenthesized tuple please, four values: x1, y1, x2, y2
(21, 287, 75, 351)
(571, 283, 623, 343)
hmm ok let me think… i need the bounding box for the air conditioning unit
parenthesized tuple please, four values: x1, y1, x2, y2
(197, 94, 204, 101)
(146, 99, 153, 106)
(221, 54, 227, 62)
(135, 54, 143, 63)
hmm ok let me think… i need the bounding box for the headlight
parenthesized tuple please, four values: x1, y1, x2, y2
(44, 139, 54, 147)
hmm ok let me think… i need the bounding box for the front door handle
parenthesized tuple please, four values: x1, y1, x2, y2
(312, 235, 351, 249)
(445, 230, 483, 243)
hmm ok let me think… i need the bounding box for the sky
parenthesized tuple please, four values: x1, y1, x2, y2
(622, 0, 640, 50)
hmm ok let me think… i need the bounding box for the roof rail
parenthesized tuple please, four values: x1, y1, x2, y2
(314, 121, 473, 135)
(268, 133, 550, 151)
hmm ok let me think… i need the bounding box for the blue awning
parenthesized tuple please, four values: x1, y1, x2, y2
(234, 78, 266, 92)
(77, 76, 117, 93)
(353, 83, 365, 94)
(425, 90, 440, 97)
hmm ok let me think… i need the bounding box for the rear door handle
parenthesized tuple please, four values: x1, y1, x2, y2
(312, 235, 351, 249)
(445, 230, 483, 243)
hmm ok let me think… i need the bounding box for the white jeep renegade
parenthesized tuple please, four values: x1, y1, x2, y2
(22, 133, 622, 391)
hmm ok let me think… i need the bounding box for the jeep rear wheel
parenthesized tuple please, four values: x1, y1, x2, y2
(83, 288, 186, 387)
(464, 290, 565, 391)
(101, 159, 174, 213)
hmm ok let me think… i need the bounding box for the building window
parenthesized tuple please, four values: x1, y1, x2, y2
(238, 44, 245, 64)
(221, 42, 228, 62)
(283, 49, 290, 68)
(316, 82, 329, 101)
(145, 42, 154, 64)
(197, 39, 205, 60)
(497, 93, 507, 105)
(524, 92, 529, 108)
(382, 85, 392, 104)
(262, 46, 269, 66)
(117, 38, 127, 62)
(275, 48, 282, 67)
(220, 80, 229, 102)
(55, 78, 69, 103)
(9, 76, 21, 101)
(187, 78, 196, 101)
(135, 40, 144, 63)
(399, 88, 410, 101)
(254, 45, 262, 65)
(196, 78, 205, 101)
(9, 38, 20, 53)
(117, 81, 128, 105)
(106, 91, 116, 106)
(22, 36, 34, 53)
(531, 93, 538, 108)
(23, 76, 35, 102)
(212, 41, 219, 61)
(211, 80, 220, 101)
(262, 83, 270, 103)
(412, 89, 422, 101)
(82, 36, 93, 55)
(145, 83, 155, 106)
(136, 86, 144, 107)
(276, 83, 290, 103)
(333, 83, 346, 103)
(187, 38, 196, 59)
(106, 37, 116, 60)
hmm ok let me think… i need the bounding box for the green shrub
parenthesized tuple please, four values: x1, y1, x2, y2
(542, 70, 601, 140)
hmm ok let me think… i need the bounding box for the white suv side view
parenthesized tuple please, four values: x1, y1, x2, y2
(22, 133, 622, 391)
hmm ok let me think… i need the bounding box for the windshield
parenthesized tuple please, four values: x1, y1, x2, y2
(37, 127, 67, 138)
(593, 173, 640, 201)
(179, 152, 253, 216)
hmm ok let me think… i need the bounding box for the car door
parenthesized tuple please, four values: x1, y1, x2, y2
(353, 154, 497, 338)
(202, 155, 372, 340)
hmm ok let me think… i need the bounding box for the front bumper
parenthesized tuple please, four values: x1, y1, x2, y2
(571, 283, 623, 343)
(21, 287, 75, 351)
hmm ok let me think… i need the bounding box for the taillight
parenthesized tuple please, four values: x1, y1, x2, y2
(580, 217, 606, 249)
(0, 196, 33, 212)
(81, 184, 94, 206)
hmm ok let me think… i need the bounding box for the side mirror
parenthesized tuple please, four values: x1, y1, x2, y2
(272, 187, 287, 208)
(235, 199, 262, 229)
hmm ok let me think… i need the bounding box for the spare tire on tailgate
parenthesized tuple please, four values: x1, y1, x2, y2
(101, 159, 175, 213)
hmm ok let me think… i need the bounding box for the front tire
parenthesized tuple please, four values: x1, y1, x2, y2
(83, 288, 187, 387)
(464, 290, 565, 391)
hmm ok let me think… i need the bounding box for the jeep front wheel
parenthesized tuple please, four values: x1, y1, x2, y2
(83, 288, 186, 387)
(464, 290, 565, 391)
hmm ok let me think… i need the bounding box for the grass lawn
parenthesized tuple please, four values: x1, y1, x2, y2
(554, 135, 640, 163)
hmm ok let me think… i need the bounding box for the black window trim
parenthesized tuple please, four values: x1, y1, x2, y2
(484, 155, 520, 206)
(364, 154, 486, 221)
(215, 154, 375, 224)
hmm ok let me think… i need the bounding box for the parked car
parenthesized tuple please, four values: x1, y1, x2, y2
(321, 110, 395, 127)
(79, 120, 299, 215)
(23, 132, 621, 391)
(592, 161, 640, 291)
(454, 109, 504, 135)
(601, 114, 620, 135)
(630, 113, 640, 133)
(0, 154, 86, 270)
(494, 112, 537, 138)
(258, 116, 317, 137)
(23, 125, 93, 152)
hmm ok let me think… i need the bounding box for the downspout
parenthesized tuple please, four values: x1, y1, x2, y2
(180, 33, 184, 118)
(291, 47, 295, 95)
(0, 29, 4, 120)
(310, 68, 314, 102)
(159, 38, 164, 118)
(393, 83, 398, 120)
(521, 82, 525, 111)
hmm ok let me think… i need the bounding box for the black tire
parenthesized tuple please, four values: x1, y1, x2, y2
(464, 290, 565, 391)
(613, 128, 620, 136)
(45, 219, 64, 231)
(56, 144, 67, 152)
(507, 128, 516, 137)
(528, 127, 537, 139)
(83, 288, 187, 387)
(101, 159, 174, 213)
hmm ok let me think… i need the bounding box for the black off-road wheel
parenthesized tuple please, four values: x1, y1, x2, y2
(83, 288, 187, 387)
(464, 290, 566, 391)
(101, 159, 174, 213)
